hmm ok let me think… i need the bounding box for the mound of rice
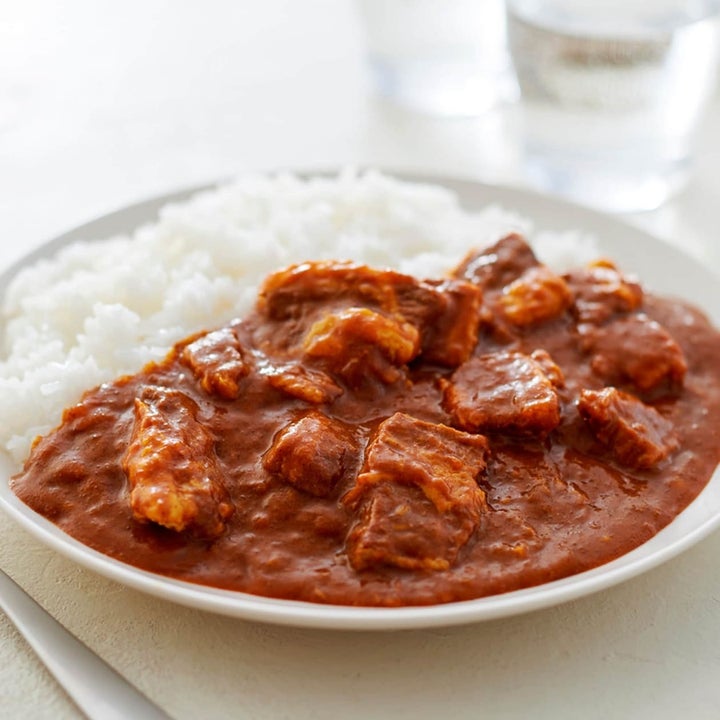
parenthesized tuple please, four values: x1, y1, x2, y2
(0, 169, 597, 467)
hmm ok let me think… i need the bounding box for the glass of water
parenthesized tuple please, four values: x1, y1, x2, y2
(507, 0, 720, 212)
(357, 0, 516, 116)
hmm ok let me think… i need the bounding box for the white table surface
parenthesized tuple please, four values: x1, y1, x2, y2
(2, 2, 720, 718)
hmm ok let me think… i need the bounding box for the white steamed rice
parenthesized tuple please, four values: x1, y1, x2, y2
(0, 169, 599, 467)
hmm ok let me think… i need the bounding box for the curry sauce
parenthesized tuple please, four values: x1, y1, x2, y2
(11, 234, 720, 606)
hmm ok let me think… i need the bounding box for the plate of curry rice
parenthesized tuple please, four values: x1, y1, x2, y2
(2, 170, 720, 629)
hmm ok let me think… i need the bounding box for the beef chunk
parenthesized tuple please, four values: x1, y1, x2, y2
(530, 349, 565, 387)
(303, 307, 420, 385)
(579, 314, 687, 393)
(344, 412, 489, 571)
(454, 235, 568, 342)
(122, 387, 234, 538)
(578, 387, 679, 469)
(180, 327, 250, 400)
(348, 483, 468, 573)
(499, 266, 573, 327)
(395, 278, 483, 366)
(565, 260, 643, 325)
(263, 412, 357, 497)
(453, 233, 539, 290)
(444, 351, 561, 436)
(258, 260, 421, 320)
(263, 363, 343, 404)
(259, 260, 481, 368)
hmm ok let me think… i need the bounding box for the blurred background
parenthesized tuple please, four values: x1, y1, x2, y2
(2, 0, 719, 270)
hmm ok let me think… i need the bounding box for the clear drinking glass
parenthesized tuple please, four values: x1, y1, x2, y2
(506, 0, 720, 212)
(357, 0, 516, 116)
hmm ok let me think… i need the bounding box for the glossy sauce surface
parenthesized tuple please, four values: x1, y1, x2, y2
(12, 236, 720, 606)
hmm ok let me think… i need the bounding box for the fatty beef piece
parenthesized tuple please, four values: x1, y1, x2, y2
(564, 260, 643, 325)
(258, 260, 412, 320)
(563, 258, 685, 394)
(578, 387, 679, 469)
(443, 350, 562, 437)
(179, 326, 250, 400)
(122, 386, 234, 538)
(263, 411, 358, 497)
(454, 233, 572, 333)
(499, 265, 573, 328)
(344, 412, 489, 572)
(303, 307, 420, 386)
(392, 278, 483, 366)
(257, 260, 483, 369)
(578, 313, 687, 394)
(261, 362, 343, 404)
(454, 233, 540, 290)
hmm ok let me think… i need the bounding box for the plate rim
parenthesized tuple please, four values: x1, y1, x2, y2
(2, 479, 720, 630)
(2, 170, 720, 630)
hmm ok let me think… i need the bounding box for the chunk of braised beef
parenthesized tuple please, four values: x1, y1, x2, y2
(180, 327, 250, 400)
(263, 411, 357, 497)
(578, 387, 679, 469)
(395, 278, 482, 366)
(530, 349, 565, 388)
(565, 260, 643, 325)
(453, 233, 539, 290)
(262, 362, 343, 404)
(259, 260, 482, 368)
(258, 261, 418, 320)
(122, 386, 234, 538)
(303, 307, 420, 385)
(344, 412, 489, 572)
(578, 314, 687, 394)
(443, 351, 561, 436)
(499, 265, 573, 327)
(348, 483, 466, 573)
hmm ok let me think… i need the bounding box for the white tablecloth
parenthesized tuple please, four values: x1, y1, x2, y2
(2, 2, 720, 718)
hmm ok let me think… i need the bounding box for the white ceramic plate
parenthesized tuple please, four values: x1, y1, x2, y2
(2, 173, 719, 630)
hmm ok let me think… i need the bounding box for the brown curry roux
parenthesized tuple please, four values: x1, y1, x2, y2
(12, 234, 720, 606)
